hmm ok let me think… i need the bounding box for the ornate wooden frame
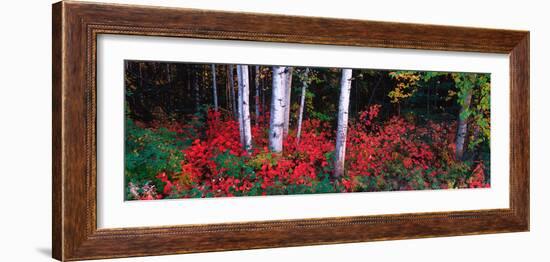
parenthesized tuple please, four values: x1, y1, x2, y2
(52, 1, 530, 261)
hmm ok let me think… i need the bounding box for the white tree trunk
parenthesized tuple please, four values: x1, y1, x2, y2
(237, 65, 252, 151)
(262, 77, 266, 118)
(236, 66, 244, 146)
(456, 88, 472, 160)
(254, 65, 260, 123)
(283, 67, 293, 136)
(211, 64, 218, 111)
(269, 66, 287, 153)
(296, 68, 309, 143)
(334, 69, 353, 178)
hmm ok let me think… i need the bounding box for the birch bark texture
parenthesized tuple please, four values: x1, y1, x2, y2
(237, 65, 252, 151)
(283, 67, 294, 136)
(296, 68, 309, 143)
(456, 88, 473, 160)
(211, 64, 218, 111)
(262, 77, 266, 119)
(269, 66, 287, 153)
(334, 69, 353, 178)
(237, 66, 244, 146)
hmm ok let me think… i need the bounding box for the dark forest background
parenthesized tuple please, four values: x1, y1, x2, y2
(125, 62, 463, 125)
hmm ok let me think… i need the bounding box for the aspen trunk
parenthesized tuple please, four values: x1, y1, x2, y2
(261, 75, 267, 121)
(334, 69, 353, 178)
(237, 65, 252, 151)
(456, 88, 472, 160)
(255, 65, 260, 123)
(296, 68, 309, 144)
(236, 66, 244, 146)
(211, 64, 218, 111)
(283, 67, 293, 136)
(269, 66, 287, 153)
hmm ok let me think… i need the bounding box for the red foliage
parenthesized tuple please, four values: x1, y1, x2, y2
(155, 173, 169, 194)
(141, 107, 489, 200)
(469, 162, 490, 188)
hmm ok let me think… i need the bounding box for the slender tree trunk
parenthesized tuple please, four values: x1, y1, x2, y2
(434, 83, 438, 112)
(269, 66, 287, 153)
(354, 78, 358, 115)
(469, 127, 481, 161)
(166, 63, 171, 83)
(334, 69, 353, 178)
(236, 67, 244, 146)
(296, 68, 309, 144)
(225, 67, 230, 112)
(262, 77, 267, 121)
(283, 67, 293, 136)
(193, 66, 200, 111)
(186, 67, 191, 113)
(228, 65, 237, 119)
(166, 64, 172, 112)
(211, 64, 218, 111)
(201, 65, 206, 109)
(139, 62, 144, 88)
(255, 65, 260, 124)
(237, 65, 252, 151)
(397, 103, 401, 116)
(226, 66, 232, 113)
(426, 81, 431, 115)
(367, 75, 382, 107)
(456, 88, 472, 160)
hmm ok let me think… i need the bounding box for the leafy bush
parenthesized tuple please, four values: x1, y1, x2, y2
(124, 118, 190, 200)
(125, 108, 489, 201)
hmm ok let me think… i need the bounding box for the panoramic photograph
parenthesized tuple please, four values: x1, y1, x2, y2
(124, 61, 491, 201)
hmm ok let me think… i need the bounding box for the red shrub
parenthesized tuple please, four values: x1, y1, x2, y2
(140, 107, 489, 200)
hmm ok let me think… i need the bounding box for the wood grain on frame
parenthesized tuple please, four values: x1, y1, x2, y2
(52, 1, 529, 261)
